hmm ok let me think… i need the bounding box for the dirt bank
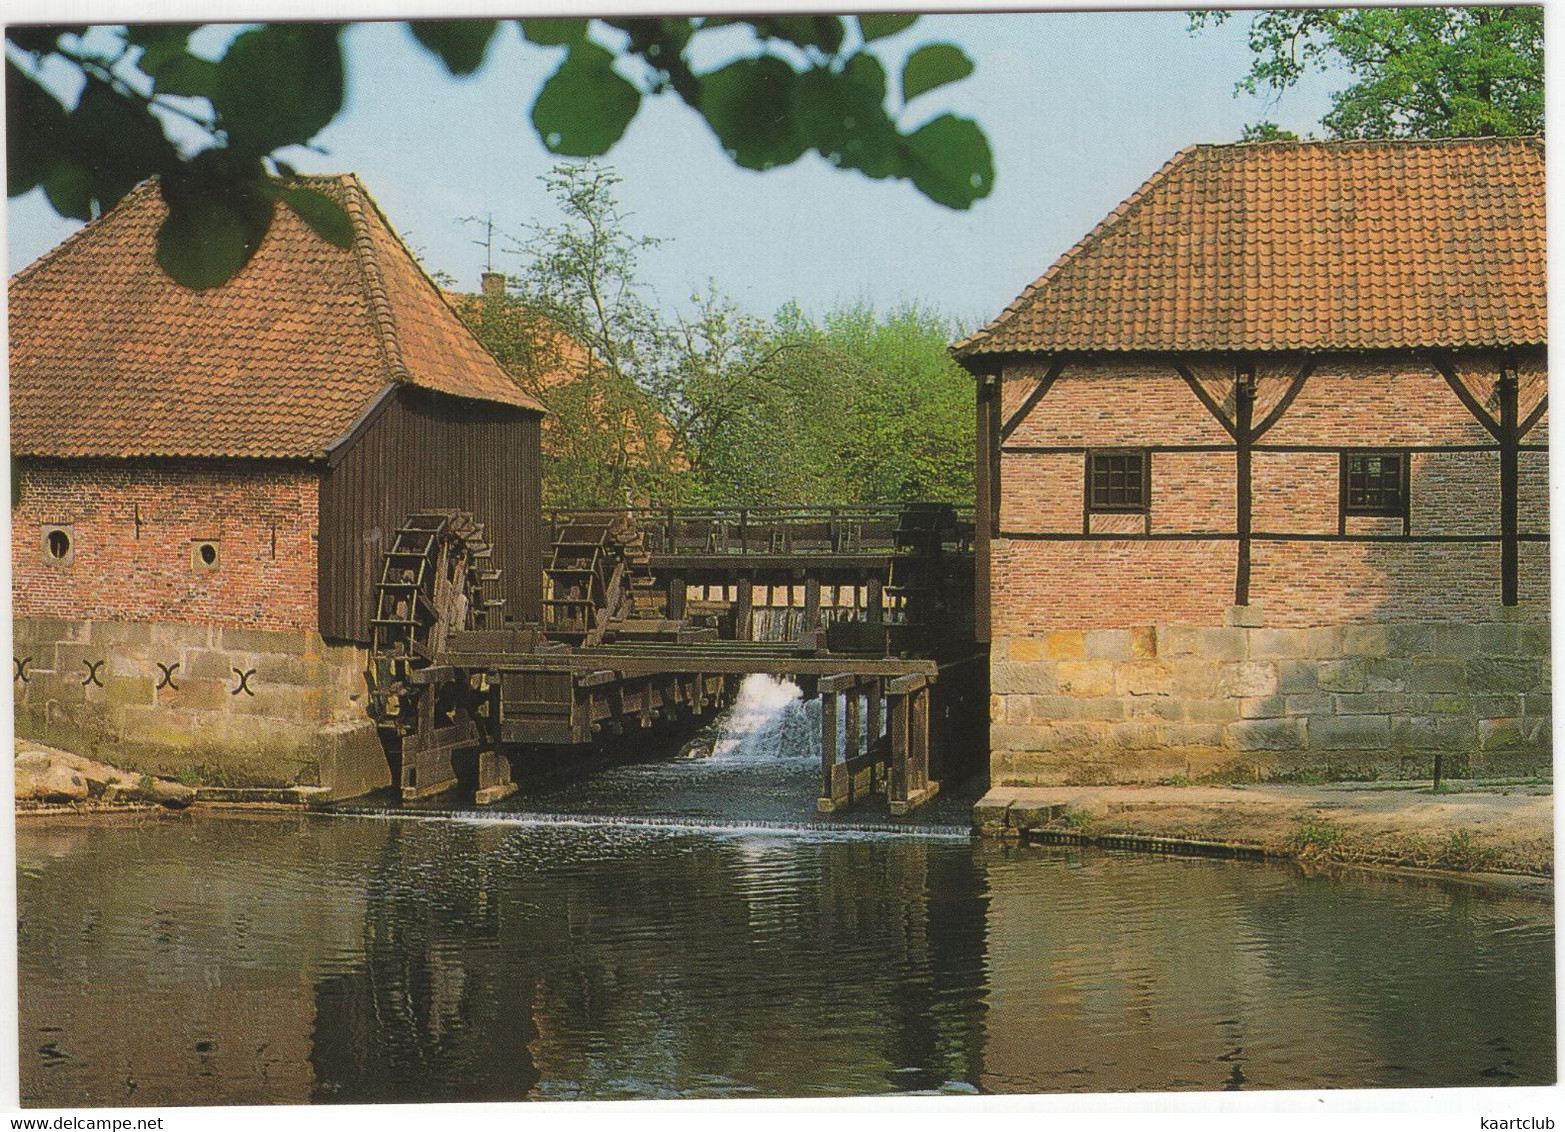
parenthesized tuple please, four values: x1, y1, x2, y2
(976, 780, 1553, 880)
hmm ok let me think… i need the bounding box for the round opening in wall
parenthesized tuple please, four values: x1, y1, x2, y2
(45, 530, 70, 560)
(199, 543, 217, 566)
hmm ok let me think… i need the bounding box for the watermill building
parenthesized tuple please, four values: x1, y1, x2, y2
(955, 137, 1548, 784)
(10, 174, 547, 796)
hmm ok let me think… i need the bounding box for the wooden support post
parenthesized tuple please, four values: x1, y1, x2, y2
(886, 673, 938, 815)
(818, 686, 840, 813)
(845, 684, 861, 762)
(735, 573, 754, 641)
(804, 575, 821, 631)
(888, 686, 909, 805)
(909, 683, 929, 793)
(868, 678, 885, 792)
(866, 574, 883, 622)
(668, 574, 687, 621)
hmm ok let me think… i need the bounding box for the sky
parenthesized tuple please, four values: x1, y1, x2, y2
(3, 5, 1348, 332)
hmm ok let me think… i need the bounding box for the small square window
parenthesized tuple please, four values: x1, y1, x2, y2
(191, 540, 221, 572)
(1342, 452, 1408, 517)
(1088, 451, 1148, 513)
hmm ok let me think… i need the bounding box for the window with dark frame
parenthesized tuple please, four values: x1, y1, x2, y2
(1087, 450, 1148, 513)
(1342, 451, 1408, 517)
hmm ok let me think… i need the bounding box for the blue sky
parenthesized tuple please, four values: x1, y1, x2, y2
(5, 7, 1345, 330)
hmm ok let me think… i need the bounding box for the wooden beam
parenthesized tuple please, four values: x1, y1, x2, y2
(1520, 393, 1548, 440)
(1429, 352, 1503, 440)
(1500, 361, 1520, 606)
(1171, 360, 1239, 440)
(1234, 360, 1255, 606)
(818, 672, 860, 693)
(1250, 356, 1316, 441)
(999, 356, 1068, 442)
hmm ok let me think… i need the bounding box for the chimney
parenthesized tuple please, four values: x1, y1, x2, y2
(481, 271, 506, 299)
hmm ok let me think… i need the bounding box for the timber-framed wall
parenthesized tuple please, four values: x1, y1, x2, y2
(972, 347, 1549, 784)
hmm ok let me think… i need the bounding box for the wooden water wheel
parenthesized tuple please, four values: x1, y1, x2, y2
(367, 510, 511, 801)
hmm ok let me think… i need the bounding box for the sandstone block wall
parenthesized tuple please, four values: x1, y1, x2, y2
(13, 617, 390, 798)
(989, 615, 1551, 785)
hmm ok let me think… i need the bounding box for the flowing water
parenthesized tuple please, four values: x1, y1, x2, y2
(15, 677, 1556, 1105)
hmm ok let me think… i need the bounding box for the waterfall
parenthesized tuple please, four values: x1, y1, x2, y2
(705, 674, 820, 764)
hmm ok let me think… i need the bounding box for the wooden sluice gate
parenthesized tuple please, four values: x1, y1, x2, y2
(368, 505, 984, 814)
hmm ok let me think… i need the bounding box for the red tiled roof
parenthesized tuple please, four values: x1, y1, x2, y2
(954, 136, 1546, 358)
(9, 174, 544, 460)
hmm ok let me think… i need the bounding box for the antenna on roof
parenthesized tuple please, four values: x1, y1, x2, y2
(473, 213, 495, 273)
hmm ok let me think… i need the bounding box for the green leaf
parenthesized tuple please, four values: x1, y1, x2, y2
(213, 24, 344, 155)
(898, 114, 993, 209)
(6, 57, 69, 197)
(901, 43, 974, 104)
(857, 14, 918, 43)
(63, 78, 176, 214)
(5, 27, 78, 55)
(408, 20, 497, 76)
(793, 56, 897, 178)
(698, 56, 807, 171)
(156, 190, 256, 290)
(41, 161, 94, 221)
(531, 42, 641, 156)
(282, 184, 354, 248)
(155, 155, 275, 289)
(750, 16, 845, 54)
(126, 25, 192, 75)
(151, 53, 218, 98)
(522, 18, 588, 46)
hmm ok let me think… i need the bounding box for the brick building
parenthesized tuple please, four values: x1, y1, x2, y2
(11, 175, 546, 795)
(954, 137, 1548, 784)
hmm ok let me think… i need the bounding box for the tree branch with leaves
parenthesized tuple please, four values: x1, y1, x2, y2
(8, 16, 992, 290)
(1190, 7, 1542, 140)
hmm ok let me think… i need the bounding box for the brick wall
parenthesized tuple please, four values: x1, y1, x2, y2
(13, 459, 320, 632)
(994, 350, 1548, 631)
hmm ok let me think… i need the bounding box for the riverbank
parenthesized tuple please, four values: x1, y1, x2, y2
(976, 780, 1554, 880)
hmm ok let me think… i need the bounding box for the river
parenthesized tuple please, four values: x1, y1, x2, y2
(15, 678, 1556, 1105)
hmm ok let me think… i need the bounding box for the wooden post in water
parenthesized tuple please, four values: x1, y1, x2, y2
(886, 673, 938, 815)
(868, 678, 884, 793)
(804, 575, 822, 631)
(818, 679, 840, 812)
(845, 684, 861, 764)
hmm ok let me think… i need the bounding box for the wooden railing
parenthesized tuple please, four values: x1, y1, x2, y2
(541, 503, 975, 558)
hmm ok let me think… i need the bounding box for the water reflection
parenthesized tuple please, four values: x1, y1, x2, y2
(16, 812, 1552, 1107)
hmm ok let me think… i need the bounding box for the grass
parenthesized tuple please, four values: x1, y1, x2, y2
(1294, 819, 1345, 855)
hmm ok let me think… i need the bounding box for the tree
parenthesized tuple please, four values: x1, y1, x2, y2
(461, 163, 683, 508)
(1191, 7, 1543, 139)
(7, 16, 993, 289)
(679, 301, 975, 507)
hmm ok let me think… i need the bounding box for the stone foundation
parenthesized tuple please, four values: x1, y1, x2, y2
(12, 617, 390, 798)
(990, 612, 1551, 785)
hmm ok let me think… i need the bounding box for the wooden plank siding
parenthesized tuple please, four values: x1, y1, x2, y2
(318, 386, 543, 643)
